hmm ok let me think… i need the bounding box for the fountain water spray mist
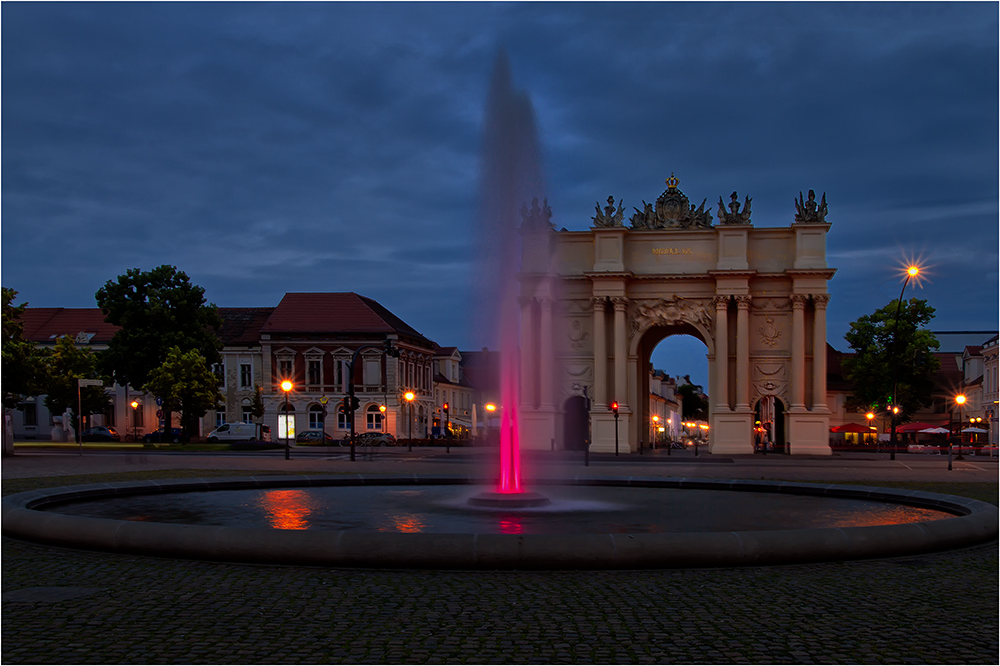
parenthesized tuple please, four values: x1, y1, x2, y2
(470, 52, 549, 504)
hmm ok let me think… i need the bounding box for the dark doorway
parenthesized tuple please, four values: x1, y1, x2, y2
(562, 396, 589, 451)
(754, 397, 787, 454)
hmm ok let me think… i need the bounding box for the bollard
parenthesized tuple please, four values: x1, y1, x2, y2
(640, 439, 643, 455)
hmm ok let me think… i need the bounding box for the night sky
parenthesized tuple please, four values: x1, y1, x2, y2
(3, 2, 997, 389)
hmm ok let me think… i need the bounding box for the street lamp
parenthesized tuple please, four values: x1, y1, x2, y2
(611, 401, 620, 456)
(130, 400, 140, 441)
(888, 263, 922, 461)
(281, 380, 293, 460)
(404, 391, 415, 451)
(651, 415, 659, 450)
(379, 404, 386, 433)
(955, 394, 967, 462)
(866, 412, 875, 447)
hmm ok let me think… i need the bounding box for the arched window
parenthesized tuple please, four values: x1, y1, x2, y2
(367, 404, 382, 431)
(308, 404, 324, 430)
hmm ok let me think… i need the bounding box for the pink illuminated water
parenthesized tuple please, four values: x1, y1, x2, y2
(474, 52, 545, 496)
(497, 350, 522, 492)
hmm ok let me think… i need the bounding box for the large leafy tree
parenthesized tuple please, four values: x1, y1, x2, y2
(843, 297, 941, 421)
(96, 266, 222, 431)
(2, 288, 49, 408)
(42, 335, 110, 422)
(677, 380, 709, 421)
(143, 347, 223, 438)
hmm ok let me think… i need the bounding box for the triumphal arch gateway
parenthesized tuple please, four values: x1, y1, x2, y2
(517, 174, 836, 455)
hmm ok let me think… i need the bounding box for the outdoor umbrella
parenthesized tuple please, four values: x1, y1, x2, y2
(962, 427, 988, 433)
(830, 423, 873, 433)
(896, 422, 939, 433)
(918, 427, 951, 434)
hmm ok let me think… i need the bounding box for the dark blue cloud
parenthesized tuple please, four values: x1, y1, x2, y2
(2, 2, 996, 390)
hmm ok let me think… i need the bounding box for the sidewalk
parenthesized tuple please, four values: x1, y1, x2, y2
(4, 445, 997, 484)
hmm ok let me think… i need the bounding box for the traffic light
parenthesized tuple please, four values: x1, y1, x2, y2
(611, 401, 619, 417)
(442, 402, 449, 416)
(341, 397, 351, 414)
(351, 396, 360, 413)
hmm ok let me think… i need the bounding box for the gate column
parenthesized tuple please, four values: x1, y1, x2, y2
(713, 295, 730, 411)
(812, 294, 830, 412)
(735, 295, 751, 411)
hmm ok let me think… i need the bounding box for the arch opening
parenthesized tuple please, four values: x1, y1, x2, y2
(639, 325, 710, 449)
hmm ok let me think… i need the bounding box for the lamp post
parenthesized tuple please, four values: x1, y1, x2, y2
(651, 415, 659, 450)
(955, 394, 967, 462)
(866, 411, 875, 448)
(281, 380, 293, 460)
(379, 404, 386, 433)
(611, 401, 620, 456)
(131, 400, 139, 442)
(888, 264, 921, 461)
(404, 391, 415, 451)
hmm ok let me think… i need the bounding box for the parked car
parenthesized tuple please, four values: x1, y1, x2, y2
(81, 426, 121, 442)
(207, 422, 268, 443)
(142, 427, 188, 444)
(295, 430, 337, 445)
(356, 432, 396, 446)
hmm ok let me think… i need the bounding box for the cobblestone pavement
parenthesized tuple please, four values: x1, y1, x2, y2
(3, 451, 998, 664)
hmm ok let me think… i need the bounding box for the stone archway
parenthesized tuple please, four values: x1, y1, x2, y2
(517, 174, 835, 455)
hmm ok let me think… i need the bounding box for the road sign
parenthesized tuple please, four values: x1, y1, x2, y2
(155, 397, 163, 406)
(77, 379, 103, 387)
(156, 410, 163, 419)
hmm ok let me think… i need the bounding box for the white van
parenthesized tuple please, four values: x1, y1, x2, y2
(207, 422, 270, 443)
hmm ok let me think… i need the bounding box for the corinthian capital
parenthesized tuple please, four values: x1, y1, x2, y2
(735, 294, 752, 309)
(713, 295, 731, 309)
(812, 294, 830, 308)
(790, 294, 809, 308)
(611, 296, 629, 311)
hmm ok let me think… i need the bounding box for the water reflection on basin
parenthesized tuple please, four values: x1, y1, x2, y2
(52, 485, 952, 534)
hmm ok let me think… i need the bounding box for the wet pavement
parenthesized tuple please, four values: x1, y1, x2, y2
(3, 447, 997, 664)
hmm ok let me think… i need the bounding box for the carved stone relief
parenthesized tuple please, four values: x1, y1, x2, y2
(752, 362, 788, 404)
(758, 316, 781, 348)
(567, 319, 588, 350)
(628, 296, 714, 339)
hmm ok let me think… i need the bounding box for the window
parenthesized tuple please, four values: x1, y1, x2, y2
(216, 411, 226, 427)
(366, 404, 383, 430)
(309, 404, 324, 429)
(241, 406, 254, 423)
(20, 403, 37, 427)
(278, 404, 295, 440)
(240, 363, 252, 388)
(104, 401, 116, 427)
(337, 404, 349, 430)
(277, 358, 293, 381)
(308, 360, 321, 386)
(213, 363, 226, 387)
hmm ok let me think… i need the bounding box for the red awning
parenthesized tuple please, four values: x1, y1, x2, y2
(830, 423, 873, 433)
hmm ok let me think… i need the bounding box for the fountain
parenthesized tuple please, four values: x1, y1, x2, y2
(467, 51, 550, 509)
(2, 55, 996, 569)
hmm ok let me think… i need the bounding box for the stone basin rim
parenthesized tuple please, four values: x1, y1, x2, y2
(2, 475, 996, 570)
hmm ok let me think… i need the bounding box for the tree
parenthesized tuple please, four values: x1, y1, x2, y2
(843, 297, 941, 421)
(42, 335, 110, 424)
(677, 381, 708, 421)
(2, 288, 49, 408)
(250, 385, 265, 422)
(95, 266, 222, 432)
(143, 347, 223, 438)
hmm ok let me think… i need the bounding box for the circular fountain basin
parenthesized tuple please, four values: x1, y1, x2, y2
(3, 475, 996, 569)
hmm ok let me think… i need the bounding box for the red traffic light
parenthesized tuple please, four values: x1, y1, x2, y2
(442, 402, 449, 412)
(611, 401, 619, 416)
